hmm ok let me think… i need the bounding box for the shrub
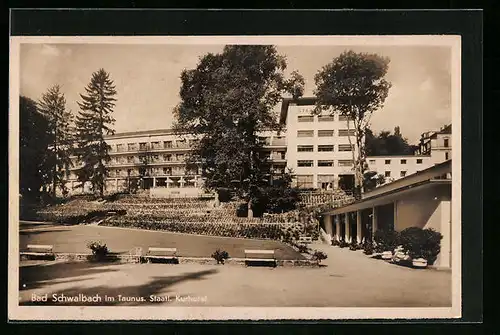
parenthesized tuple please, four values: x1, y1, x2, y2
(362, 240, 374, 255)
(211, 249, 230, 264)
(349, 241, 362, 251)
(338, 240, 349, 248)
(399, 227, 443, 265)
(312, 250, 328, 264)
(87, 240, 108, 261)
(374, 229, 400, 253)
(331, 239, 340, 246)
(297, 244, 309, 253)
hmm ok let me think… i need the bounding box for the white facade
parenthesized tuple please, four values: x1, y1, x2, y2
(366, 155, 434, 182)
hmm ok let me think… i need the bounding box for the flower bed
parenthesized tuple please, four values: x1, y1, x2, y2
(102, 217, 293, 240)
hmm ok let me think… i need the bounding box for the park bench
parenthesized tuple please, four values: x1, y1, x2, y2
(244, 249, 276, 267)
(144, 247, 178, 263)
(298, 236, 313, 244)
(22, 244, 55, 260)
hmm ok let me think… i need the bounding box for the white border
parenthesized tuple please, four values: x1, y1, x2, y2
(9, 35, 462, 321)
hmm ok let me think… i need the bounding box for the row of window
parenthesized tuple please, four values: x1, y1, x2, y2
(297, 129, 356, 137)
(297, 160, 353, 167)
(110, 153, 186, 164)
(297, 144, 353, 152)
(110, 139, 199, 152)
(109, 167, 199, 177)
(297, 114, 354, 123)
(368, 158, 424, 165)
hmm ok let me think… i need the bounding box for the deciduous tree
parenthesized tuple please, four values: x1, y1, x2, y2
(313, 50, 391, 199)
(174, 45, 304, 217)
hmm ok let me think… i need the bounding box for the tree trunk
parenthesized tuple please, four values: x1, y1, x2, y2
(345, 117, 360, 198)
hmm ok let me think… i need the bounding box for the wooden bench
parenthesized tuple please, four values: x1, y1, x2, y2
(144, 247, 178, 263)
(298, 236, 313, 244)
(22, 245, 55, 260)
(244, 249, 276, 266)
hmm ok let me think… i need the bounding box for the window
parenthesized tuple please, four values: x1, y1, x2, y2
(163, 141, 172, 149)
(297, 145, 314, 152)
(338, 160, 353, 167)
(318, 160, 334, 167)
(445, 152, 449, 160)
(401, 159, 407, 164)
(318, 145, 334, 152)
(163, 167, 172, 175)
(176, 154, 185, 161)
(296, 175, 314, 188)
(298, 115, 314, 122)
(400, 171, 407, 177)
(385, 171, 391, 177)
(369, 159, 376, 164)
(176, 140, 187, 148)
(444, 138, 449, 147)
(116, 144, 124, 152)
(127, 156, 134, 163)
(163, 154, 172, 161)
(151, 141, 160, 149)
(127, 143, 136, 151)
(139, 142, 147, 150)
(297, 160, 314, 167)
(338, 129, 356, 136)
(338, 144, 353, 152)
(416, 159, 423, 164)
(318, 115, 335, 122)
(297, 130, 314, 137)
(153, 155, 159, 161)
(116, 169, 122, 176)
(318, 129, 334, 137)
(339, 115, 354, 122)
(385, 159, 391, 164)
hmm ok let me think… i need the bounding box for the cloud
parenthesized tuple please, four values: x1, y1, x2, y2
(40, 44, 61, 57)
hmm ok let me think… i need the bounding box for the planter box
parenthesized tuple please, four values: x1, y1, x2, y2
(381, 251, 393, 260)
(412, 258, 428, 268)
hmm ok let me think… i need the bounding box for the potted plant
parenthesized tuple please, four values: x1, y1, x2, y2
(312, 250, 328, 265)
(362, 240, 374, 255)
(86, 240, 109, 262)
(211, 249, 230, 264)
(374, 229, 400, 260)
(398, 227, 443, 268)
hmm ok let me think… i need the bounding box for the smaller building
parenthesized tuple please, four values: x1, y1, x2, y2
(321, 160, 452, 268)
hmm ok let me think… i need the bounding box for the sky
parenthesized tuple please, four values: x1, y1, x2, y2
(19, 42, 452, 143)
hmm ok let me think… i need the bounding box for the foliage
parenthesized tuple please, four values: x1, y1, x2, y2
(362, 240, 374, 255)
(313, 50, 392, 199)
(250, 169, 300, 216)
(365, 127, 418, 156)
(312, 250, 328, 264)
(297, 244, 309, 253)
(37, 85, 74, 198)
(338, 240, 349, 248)
(173, 45, 304, 215)
(211, 249, 230, 264)
(398, 227, 443, 265)
(86, 240, 108, 260)
(74, 68, 117, 197)
(374, 229, 400, 253)
(331, 239, 340, 246)
(363, 170, 386, 192)
(349, 240, 362, 251)
(19, 96, 51, 202)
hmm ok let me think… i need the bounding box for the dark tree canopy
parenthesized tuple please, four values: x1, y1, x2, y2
(74, 68, 117, 197)
(313, 50, 391, 198)
(174, 45, 304, 208)
(19, 96, 51, 201)
(365, 126, 417, 156)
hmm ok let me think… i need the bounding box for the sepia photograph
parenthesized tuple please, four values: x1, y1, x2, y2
(9, 35, 461, 320)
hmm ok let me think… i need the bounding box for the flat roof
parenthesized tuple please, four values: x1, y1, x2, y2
(279, 96, 318, 124)
(324, 159, 452, 215)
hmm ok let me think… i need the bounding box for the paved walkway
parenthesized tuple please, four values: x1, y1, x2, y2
(19, 222, 302, 260)
(18, 242, 451, 307)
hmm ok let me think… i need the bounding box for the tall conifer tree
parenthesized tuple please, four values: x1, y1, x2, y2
(74, 69, 117, 197)
(37, 85, 74, 198)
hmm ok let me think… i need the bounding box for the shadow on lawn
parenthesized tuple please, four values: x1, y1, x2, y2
(20, 268, 219, 306)
(19, 261, 121, 290)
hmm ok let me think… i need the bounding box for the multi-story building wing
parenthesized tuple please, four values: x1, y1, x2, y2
(63, 97, 451, 196)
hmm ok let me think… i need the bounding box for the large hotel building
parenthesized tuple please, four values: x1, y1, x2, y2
(66, 97, 451, 197)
